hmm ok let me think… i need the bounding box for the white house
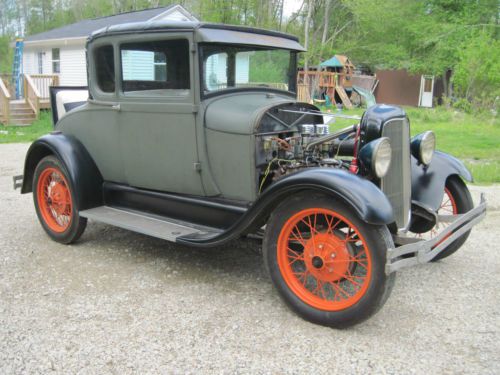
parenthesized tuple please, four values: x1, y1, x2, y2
(22, 5, 199, 86)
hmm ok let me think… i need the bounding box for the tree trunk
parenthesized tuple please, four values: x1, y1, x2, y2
(442, 69, 449, 106)
(304, 0, 313, 73)
(321, 0, 331, 46)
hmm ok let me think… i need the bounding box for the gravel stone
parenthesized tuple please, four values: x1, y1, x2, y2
(0, 143, 499, 374)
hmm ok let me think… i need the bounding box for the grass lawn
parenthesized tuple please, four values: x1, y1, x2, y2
(1, 106, 498, 183)
(0, 111, 53, 143)
(327, 106, 500, 184)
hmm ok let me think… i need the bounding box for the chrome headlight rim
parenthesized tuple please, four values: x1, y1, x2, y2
(359, 137, 392, 179)
(411, 131, 436, 165)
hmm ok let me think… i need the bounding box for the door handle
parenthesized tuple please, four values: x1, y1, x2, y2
(111, 104, 121, 111)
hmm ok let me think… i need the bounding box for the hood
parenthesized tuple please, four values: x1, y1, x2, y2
(204, 91, 295, 135)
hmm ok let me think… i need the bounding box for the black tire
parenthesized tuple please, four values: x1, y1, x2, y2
(263, 193, 395, 328)
(33, 155, 87, 244)
(432, 176, 473, 261)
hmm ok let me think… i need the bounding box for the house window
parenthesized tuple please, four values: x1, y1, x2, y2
(94, 45, 115, 93)
(37, 52, 44, 74)
(120, 39, 190, 93)
(52, 48, 60, 73)
(154, 52, 167, 81)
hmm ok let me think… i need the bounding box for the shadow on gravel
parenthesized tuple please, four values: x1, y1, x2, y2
(79, 222, 268, 282)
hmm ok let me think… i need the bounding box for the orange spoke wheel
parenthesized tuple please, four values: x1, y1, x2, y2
(36, 167, 73, 233)
(277, 208, 372, 311)
(264, 194, 395, 328)
(33, 156, 87, 244)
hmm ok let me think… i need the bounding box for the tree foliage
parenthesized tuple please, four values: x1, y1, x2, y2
(0, 0, 498, 109)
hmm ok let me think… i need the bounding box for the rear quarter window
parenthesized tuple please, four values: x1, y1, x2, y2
(94, 45, 115, 93)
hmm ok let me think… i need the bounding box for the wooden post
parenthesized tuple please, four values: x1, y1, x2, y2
(0, 78, 11, 125)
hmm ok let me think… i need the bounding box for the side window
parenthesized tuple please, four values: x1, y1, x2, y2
(120, 39, 190, 93)
(94, 45, 115, 93)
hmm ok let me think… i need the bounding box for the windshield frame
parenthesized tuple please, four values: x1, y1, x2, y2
(198, 43, 298, 99)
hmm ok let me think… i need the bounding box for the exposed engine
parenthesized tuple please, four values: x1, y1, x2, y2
(256, 105, 358, 193)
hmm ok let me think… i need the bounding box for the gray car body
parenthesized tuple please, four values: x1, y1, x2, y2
(20, 20, 473, 238)
(58, 22, 304, 202)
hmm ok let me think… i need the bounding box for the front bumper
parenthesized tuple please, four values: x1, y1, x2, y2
(386, 194, 487, 274)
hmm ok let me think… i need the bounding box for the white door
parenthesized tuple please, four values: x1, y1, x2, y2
(419, 75, 434, 107)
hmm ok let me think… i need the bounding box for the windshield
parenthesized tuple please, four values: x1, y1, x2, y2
(200, 44, 297, 95)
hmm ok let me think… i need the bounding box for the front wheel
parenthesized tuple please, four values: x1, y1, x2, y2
(263, 194, 395, 328)
(431, 176, 473, 261)
(33, 155, 87, 244)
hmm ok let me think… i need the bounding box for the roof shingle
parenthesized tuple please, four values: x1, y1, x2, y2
(24, 6, 177, 42)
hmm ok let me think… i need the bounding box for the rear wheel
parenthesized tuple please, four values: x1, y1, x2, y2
(263, 194, 395, 328)
(33, 155, 87, 244)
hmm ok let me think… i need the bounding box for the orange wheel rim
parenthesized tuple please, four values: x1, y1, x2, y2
(36, 167, 72, 233)
(277, 208, 372, 311)
(441, 188, 457, 215)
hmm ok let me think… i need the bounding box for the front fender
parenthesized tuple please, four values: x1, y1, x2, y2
(178, 168, 394, 247)
(411, 151, 472, 211)
(21, 132, 103, 210)
(259, 168, 394, 225)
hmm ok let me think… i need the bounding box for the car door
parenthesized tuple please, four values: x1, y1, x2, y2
(116, 33, 205, 196)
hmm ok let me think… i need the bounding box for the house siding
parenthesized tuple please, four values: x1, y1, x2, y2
(155, 9, 192, 22)
(59, 46, 87, 85)
(22, 49, 51, 75)
(23, 43, 87, 86)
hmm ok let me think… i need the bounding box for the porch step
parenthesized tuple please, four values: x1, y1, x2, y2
(10, 112, 35, 119)
(9, 108, 33, 114)
(79, 206, 223, 242)
(9, 102, 31, 109)
(6, 100, 37, 126)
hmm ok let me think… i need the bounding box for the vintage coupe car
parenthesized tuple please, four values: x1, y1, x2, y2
(15, 21, 486, 328)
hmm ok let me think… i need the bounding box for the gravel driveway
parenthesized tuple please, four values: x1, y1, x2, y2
(1, 143, 499, 374)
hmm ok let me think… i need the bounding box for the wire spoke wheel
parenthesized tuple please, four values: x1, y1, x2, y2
(277, 208, 372, 311)
(412, 187, 458, 241)
(36, 167, 73, 233)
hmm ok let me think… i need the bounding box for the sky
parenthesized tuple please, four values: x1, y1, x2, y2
(283, 0, 303, 18)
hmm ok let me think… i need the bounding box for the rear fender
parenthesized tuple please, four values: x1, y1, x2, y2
(411, 151, 472, 211)
(21, 132, 103, 210)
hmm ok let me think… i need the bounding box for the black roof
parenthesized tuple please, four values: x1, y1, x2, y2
(24, 6, 179, 42)
(89, 21, 300, 43)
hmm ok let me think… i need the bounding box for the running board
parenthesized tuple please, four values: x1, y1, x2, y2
(79, 206, 223, 242)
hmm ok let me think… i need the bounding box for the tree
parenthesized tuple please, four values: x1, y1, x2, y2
(453, 31, 500, 109)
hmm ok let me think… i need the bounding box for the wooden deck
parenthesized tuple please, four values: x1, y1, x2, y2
(0, 74, 57, 125)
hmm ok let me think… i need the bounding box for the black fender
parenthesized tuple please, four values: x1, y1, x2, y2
(21, 132, 103, 210)
(178, 168, 394, 247)
(411, 150, 472, 211)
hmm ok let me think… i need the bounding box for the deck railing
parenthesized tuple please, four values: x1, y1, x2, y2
(0, 77, 11, 124)
(28, 74, 59, 99)
(24, 74, 41, 120)
(0, 74, 15, 97)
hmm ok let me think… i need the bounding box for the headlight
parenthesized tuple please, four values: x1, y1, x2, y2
(359, 137, 392, 178)
(411, 131, 436, 165)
